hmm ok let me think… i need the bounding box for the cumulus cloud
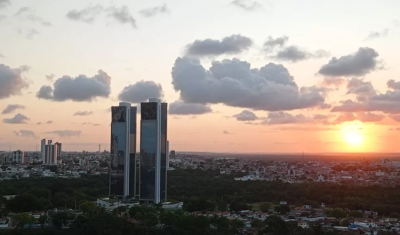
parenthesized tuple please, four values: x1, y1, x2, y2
(14, 130, 37, 138)
(1, 104, 25, 114)
(318, 47, 380, 77)
(262, 111, 313, 125)
(0, 64, 29, 99)
(14, 7, 52, 26)
(321, 77, 346, 87)
(172, 57, 326, 111)
(73, 111, 93, 116)
(231, 0, 262, 11)
(118, 81, 163, 103)
(233, 110, 258, 121)
(331, 79, 400, 114)
(46, 74, 55, 81)
(3, 113, 30, 124)
(263, 36, 288, 52)
(36, 70, 111, 102)
(139, 3, 169, 17)
(169, 101, 212, 115)
(273, 46, 330, 62)
(67, 5, 136, 28)
(46, 130, 81, 138)
(365, 29, 389, 40)
(185, 35, 253, 57)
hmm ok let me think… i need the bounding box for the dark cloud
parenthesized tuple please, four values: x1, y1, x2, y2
(223, 130, 232, 135)
(233, 110, 258, 121)
(118, 80, 163, 103)
(346, 78, 376, 102)
(172, 57, 325, 111)
(14, 130, 37, 138)
(318, 47, 380, 77)
(73, 111, 93, 116)
(139, 3, 169, 17)
(365, 29, 389, 40)
(262, 111, 313, 125)
(46, 74, 55, 81)
(36, 70, 111, 102)
(263, 36, 288, 52)
(169, 101, 212, 115)
(387, 79, 400, 90)
(1, 104, 25, 114)
(185, 35, 253, 57)
(118, 81, 164, 103)
(231, 0, 262, 11)
(3, 113, 30, 124)
(273, 46, 330, 62)
(0, 64, 29, 99)
(46, 130, 81, 137)
(67, 5, 136, 28)
(0, 0, 10, 9)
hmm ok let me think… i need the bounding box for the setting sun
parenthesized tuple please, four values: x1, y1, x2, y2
(341, 122, 364, 148)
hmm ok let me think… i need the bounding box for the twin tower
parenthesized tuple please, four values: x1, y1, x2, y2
(110, 98, 168, 204)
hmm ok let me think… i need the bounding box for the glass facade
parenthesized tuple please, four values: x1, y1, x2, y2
(110, 106, 127, 197)
(139, 102, 168, 202)
(129, 107, 137, 198)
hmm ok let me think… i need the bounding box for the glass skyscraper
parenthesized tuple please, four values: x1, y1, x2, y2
(110, 102, 137, 198)
(139, 98, 168, 203)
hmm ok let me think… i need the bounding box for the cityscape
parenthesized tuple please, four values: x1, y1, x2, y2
(2, 0, 400, 235)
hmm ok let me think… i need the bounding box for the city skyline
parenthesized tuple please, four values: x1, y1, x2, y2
(1, 0, 400, 153)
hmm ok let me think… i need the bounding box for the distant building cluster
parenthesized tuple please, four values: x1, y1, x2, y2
(41, 139, 61, 165)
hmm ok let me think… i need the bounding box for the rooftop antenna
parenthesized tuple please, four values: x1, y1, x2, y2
(99, 144, 101, 152)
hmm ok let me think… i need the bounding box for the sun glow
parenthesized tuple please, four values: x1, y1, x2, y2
(341, 121, 364, 148)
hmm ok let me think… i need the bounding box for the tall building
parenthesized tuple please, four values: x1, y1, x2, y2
(41, 139, 46, 162)
(166, 140, 170, 169)
(12, 150, 24, 164)
(43, 140, 59, 165)
(55, 142, 62, 159)
(139, 98, 168, 203)
(110, 102, 137, 198)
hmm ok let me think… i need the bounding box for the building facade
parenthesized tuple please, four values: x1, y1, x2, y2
(42, 140, 59, 165)
(12, 150, 24, 164)
(110, 102, 137, 198)
(41, 139, 46, 162)
(139, 98, 168, 203)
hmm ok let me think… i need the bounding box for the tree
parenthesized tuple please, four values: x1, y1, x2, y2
(6, 193, 43, 213)
(12, 212, 35, 229)
(260, 202, 272, 213)
(263, 215, 288, 235)
(349, 210, 363, 218)
(38, 214, 48, 228)
(251, 219, 264, 229)
(80, 202, 98, 215)
(274, 205, 291, 215)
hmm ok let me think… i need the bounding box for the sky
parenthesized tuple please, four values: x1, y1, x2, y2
(1, 0, 400, 153)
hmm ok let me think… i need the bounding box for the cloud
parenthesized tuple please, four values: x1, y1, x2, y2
(185, 35, 253, 57)
(263, 36, 288, 52)
(0, 64, 29, 99)
(13, 130, 37, 138)
(233, 110, 258, 121)
(1, 104, 25, 114)
(14, 7, 52, 26)
(172, 57, 326, 111)
(0, 0, 10, 9)
(231, 0, 262, 11)
(331, 79, 400, 114)
(273, 46, 330, 62)
(67, 5, 136, 28)
(262, 111, 313, 125)
(118, 80, 163, 103)
(0, 52, 4, 58)
(331, 112, 384, 124)
(46, 120, 53, 124)
(36, 70, 111, 102)
(223, 130, 232, 135)
(3, 113, 30, 124)
(67, 5, 104, 23)
(389, 114, 400, 122)
(46, 130, 81, 138)
(321, 77, 346, 87)
(139, 3, 169, 17)
(24, 28, 40, 39)
(37, 122, 41, 125)
(169, 101, 212, 115)
(46, 74, 55, 81)
(73, 111, 93, 116)
(365, 29, 389, 40)
(318, 47, 380, 77)
(313, 114, 329, 120)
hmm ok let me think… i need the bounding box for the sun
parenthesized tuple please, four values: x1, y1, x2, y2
(341, 121, 364, 148)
